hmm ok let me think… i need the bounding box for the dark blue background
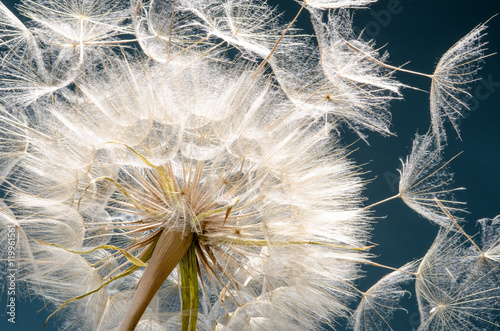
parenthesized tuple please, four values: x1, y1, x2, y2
(1, 0, 499, 330)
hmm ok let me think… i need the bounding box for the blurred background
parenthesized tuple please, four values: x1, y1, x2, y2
(1, 0, 499, 330)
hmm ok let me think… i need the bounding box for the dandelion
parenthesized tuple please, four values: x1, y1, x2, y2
(343, 19, 490, 147)
(0, 0, 497, 330)
(3, 59, 370, 329)
(351, 204, 500, 331)
(0, 1, 373, 328)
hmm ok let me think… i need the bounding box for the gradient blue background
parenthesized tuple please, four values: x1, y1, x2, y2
(1, 0, 499, 330)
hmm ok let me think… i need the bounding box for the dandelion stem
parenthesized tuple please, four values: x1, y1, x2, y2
(118, 229, 194, 331)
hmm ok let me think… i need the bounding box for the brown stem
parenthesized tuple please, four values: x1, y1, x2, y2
(119, 229, 194, 331)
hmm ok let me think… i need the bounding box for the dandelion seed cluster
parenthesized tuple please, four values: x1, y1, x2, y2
(0, 0, 498, 330)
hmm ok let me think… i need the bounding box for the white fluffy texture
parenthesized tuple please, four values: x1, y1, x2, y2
(184, 0, 285, 60)
(416, 220, 500, 330)
(0, 1, 492, 330)
(18, 0, 130, 46)
(131, 0, 291, 62)
(130, 0, 206, 62)
(430, 23, 488, 147)
(271, 9, 402, 138)
(311, 9, 401, 135)
(479, 217, 500, 264)
(0, 105, 28, 185)
(1, 61, 369, 328)
(0, 1, 376, 329)
(0, 3, 77, 105)
(398, 133, 465, 228)
(0, 201, 36, 294)
(0, 1, 33, 48)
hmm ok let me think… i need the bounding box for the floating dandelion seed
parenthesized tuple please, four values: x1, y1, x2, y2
(430, 22, 490, 147)
(364, 132, 466, 228)
(343, 19, 490, 147)
(350, 261, 418, 331)
(415, 213, 500, 330)
(310, 9, 402, 135)
(397, 132, 466, 227)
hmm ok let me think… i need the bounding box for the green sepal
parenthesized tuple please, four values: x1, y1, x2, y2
(42, 237, 159, 328)
(180, 241, 199, 331)
(36, 240, 148, 267)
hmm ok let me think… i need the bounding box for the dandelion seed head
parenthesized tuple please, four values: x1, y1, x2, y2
(1, 40, 370, 328)
(0, 0, 496, 330)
